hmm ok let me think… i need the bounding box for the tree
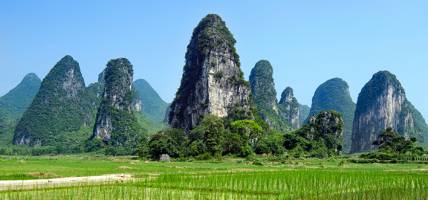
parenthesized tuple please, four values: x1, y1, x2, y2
(223, 120, 263, 156)
(146, 128, 186, 159)
(190, 115, 225, 157)
(282, 111, 344, 158)
(373, 128, 423, 155)
(255, 132, 285, 155)
(360, 128, 426, 161)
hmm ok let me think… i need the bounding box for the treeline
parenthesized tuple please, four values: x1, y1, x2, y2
(138, 111, 344, 160)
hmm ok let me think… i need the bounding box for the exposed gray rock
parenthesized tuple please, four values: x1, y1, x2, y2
(279, 87, 300, 129)
(351, 71, 428, 152)
(168, 14, 252, 132)
(92, 58, 141, 142)
(309, 111, 344, 137)
(159, 154, 171, 162)
(309, 111, 344, 154)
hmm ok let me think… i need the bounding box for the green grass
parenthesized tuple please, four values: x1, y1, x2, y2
(0, 155, 427, 199)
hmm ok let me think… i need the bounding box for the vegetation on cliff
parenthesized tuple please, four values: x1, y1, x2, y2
(168, 14, 251, 131)
(90, 58, 146, 155)
(133, 79, 168, 123)
(250, 60, 288, 131)
(309, 78, 355, 153)
(352, 71, 428, 152)
(284, 111, 344, 158)
(13, 55, 91, 146)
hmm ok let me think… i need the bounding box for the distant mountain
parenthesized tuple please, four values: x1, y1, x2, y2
(0, 110, 7, 135)
(250, 60, 288, 131)
(308, 78, 356, 153)
(13, 55, 92, 146)
(0, 73, 41, 120)
(0, 109, 15, 146)
(298, 104, 310, 126)
(133, 79, 168, 123)
(351, 71, 428, 152)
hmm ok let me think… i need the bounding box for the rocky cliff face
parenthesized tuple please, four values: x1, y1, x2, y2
(13, 55, 89, 146)
(168, 14, 252, 132)
(278, 87, 300, 129)
(0, 73, 41, 120)
(309, 78, 356, 153)
(351, 71, 428, 152)
(91, 58, 144, 146)
(250, 60, 287, 131)
(299, 104, 310, 125)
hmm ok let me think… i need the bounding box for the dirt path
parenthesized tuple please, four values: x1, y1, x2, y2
(0, 174, 133, 191)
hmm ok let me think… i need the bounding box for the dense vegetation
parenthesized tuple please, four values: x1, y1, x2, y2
(141, 111, 344, 160)
(89, 58, 147, 155)
(0, 73, 41, 120)
(133, 79, 169, 123)
(13, 56, 92, 146)
(0, 73, 41, 146)
(249, 60, 288, 132)
(361, 128, 427, 161)
(309, 78, 355, 153)
(144, 115, 264, 160)
(405, 101, 428, 146)
(284, 111, 344, 158)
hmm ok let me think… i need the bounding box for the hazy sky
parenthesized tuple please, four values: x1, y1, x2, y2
(1, 1, 428, 119)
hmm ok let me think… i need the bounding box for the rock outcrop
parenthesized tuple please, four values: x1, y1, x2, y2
(13, 55, 89, 146)
(133, 79, 168, 122)
(0, 73, 41, 120)
(250, 60, 287, 131)
(309, 111, 344, 138)
(308, 78, 356, 153)
(278, 87, 300, 129)
(285, 110, 344, 156)
(351, 71, 428, 152)
(91, 58, 145, 146)
(168, 14, 252, 132)
(308, 111, 344, 154)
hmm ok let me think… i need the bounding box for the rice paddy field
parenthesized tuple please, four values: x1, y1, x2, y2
(0, 155, 427, 199)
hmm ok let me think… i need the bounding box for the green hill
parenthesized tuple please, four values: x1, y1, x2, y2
(0, 73, 41, 120)
(133, 79, 168, 123)
(13, 55, 92, 146)
(308, 78, 356, 153)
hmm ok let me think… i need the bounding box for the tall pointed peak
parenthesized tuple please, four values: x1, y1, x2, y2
(168, 14, 251, 131)
(280, 87, 294, 102)
(189, 13, 239, 65)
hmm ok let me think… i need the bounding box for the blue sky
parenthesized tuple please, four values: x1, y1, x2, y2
(1, 1, 428, 119)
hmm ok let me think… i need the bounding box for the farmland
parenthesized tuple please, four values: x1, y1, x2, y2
(0, 156, 427, 199)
